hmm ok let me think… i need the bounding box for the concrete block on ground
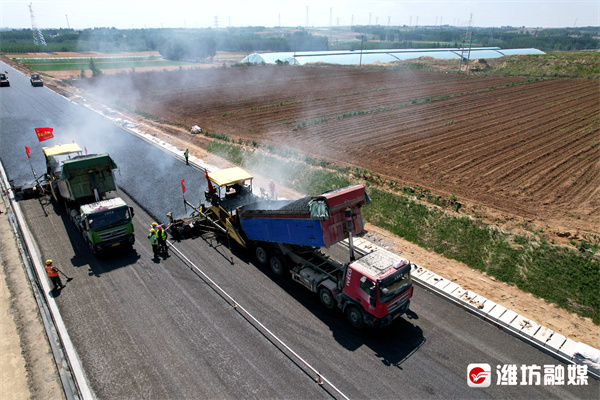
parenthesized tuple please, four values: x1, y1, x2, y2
(417, 271, 436, 284)
(450, 287, 467, 302)
(488, 304, 508, 321)
(511, 315, 541, 337)
(432, 276, 451, 290)
(480, 299, 498, 315)
(532, 326, 554, 347)
(411, 266, 429, 279)
(440, 281, 461, 295)
(498, 309, 518, 327)
(546, 333, 567, 353)
(558, 338, 577, 359)
(461, 292, 487, 311)
(424, 273, 445, 287)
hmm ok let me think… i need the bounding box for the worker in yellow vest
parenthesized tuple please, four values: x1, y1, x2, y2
(148, 229, 159, 259)
(45, 260, 63, 291)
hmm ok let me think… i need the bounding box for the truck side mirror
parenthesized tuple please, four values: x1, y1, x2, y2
(129, 206, 135, 218)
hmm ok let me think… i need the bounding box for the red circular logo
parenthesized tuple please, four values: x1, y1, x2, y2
(469, 367, 487, 384)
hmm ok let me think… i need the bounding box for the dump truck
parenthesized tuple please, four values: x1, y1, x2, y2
(169, 167, 413, 329)
(0, 73, 9, 87)
(30, 73, 43, 87)
(43, 143, 135, 255)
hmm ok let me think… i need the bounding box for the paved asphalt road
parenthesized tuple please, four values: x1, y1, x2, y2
(2, 61, 598, 398)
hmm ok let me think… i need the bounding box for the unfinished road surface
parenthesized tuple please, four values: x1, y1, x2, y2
(1, 61, 598, 398)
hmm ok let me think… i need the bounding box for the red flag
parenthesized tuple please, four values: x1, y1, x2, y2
(181, 179, 186, 194)
(4, 71, 7, 74)
(204, 168, 214, 194)
(35, 127, 54, 142)
(85, 147, 88, 154)
(25, 146, 31, 158)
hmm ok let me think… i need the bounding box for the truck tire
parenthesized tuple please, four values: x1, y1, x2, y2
(345, 305, 365, 329)
(255, 245, 269, 265)
(319, 287, 335, 310)
(269, 255, 286, 276)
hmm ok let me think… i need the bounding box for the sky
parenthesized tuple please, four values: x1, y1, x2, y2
(0, 0, 598, 30)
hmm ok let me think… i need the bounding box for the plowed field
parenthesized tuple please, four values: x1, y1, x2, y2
(76, 66, 599, 238)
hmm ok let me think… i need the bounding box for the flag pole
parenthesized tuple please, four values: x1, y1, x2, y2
(181, 179, 187, 213)
(25, 146, 45, 194)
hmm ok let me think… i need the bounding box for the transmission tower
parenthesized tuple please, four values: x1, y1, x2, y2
(28, 3, 47, 46)
(305, 6, 309, 28)
(459, 13, 473, 72)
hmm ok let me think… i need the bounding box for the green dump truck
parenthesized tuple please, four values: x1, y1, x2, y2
(43, 143, 135, 255)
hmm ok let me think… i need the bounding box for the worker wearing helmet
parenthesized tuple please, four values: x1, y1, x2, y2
(184, 148, 189, 165)
(45, 260, 63, 291)
(148, 229, 159, 259)
(156, 225, 168, 254)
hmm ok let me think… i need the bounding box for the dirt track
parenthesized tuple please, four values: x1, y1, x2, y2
(76, 66, 599, 242)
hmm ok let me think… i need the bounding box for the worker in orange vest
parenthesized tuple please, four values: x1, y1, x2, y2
(45, 260, 63, 291)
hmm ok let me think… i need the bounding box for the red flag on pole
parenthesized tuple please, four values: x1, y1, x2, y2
(85, 147, 88, 154)
(204, 168, 214, 194)
(181, 179, 186, 194)
(25, 146, 31, 158)
(4, 71, 7, 74)
(34, 127, 54, 142)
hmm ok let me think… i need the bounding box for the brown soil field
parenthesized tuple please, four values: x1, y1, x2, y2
(75, 65, 599, 243)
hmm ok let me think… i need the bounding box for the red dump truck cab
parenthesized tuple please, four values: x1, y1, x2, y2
(342, 250, 413, 328)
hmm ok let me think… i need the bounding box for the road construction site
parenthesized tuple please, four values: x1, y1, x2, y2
(1, 60, 598, 398)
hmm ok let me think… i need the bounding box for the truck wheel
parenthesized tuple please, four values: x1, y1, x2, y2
(255, 245, 268, 265)
(345, 306, 365, 329)
(319, 287, 335, 310)
(269, 255, 286, 276)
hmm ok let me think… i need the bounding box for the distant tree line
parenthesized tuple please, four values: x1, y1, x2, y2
(0, 25, 596, 56)
(349, 26, 599, 52)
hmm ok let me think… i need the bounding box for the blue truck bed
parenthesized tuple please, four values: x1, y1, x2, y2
(238, 185, 368, 248)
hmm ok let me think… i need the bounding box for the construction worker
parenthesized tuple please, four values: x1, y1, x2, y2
(151, 221, 158, 232)
(45, 260, 63, 291)
(184, 148, 189, 165)
(148, 229, 159, 259)
(156, 225, 168, 253)
(269, 179, 276, 200)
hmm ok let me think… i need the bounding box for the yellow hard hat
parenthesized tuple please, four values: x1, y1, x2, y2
(151, 222, 157, 227)
(150, 228, 156, 233)
(46, 259, 52, 265)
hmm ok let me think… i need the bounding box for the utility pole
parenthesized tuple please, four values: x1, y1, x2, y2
(65, 14, 70, 29)
(330, 7, 332, 29)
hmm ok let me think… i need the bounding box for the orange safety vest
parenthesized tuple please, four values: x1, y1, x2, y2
(45, 265, 59, 277)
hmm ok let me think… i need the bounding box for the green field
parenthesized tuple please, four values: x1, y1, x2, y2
(15, 56, 198, 71)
